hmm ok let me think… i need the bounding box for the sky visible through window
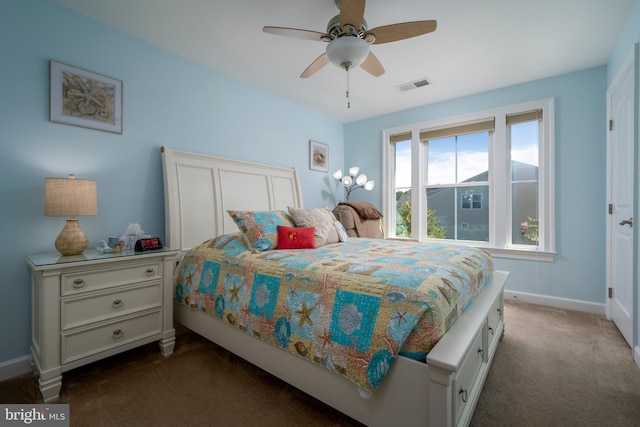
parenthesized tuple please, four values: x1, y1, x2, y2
(395, 121, 538, 189)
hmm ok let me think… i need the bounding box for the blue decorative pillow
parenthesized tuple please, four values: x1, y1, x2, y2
(227, 210, 296, 251)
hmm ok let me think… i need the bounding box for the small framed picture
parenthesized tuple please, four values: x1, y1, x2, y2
(309, 140, 328, 172)
(50, 60, 123, 134)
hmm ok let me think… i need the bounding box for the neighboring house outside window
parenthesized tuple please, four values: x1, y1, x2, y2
(383, 98, 555, 261)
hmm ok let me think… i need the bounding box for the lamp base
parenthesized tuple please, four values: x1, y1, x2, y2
(55, 219, 89, 256)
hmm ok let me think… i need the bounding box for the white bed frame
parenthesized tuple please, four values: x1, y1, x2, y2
(161, 146, 507, 427)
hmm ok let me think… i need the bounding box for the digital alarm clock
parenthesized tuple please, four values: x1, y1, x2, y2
(135, 237, 163, 252)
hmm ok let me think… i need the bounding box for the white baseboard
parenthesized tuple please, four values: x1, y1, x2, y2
(0, 355, 33, 382)
(503, 290, 606, 315)
(634, 346, 640, 371)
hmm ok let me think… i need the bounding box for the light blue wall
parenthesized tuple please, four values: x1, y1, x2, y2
(344, 67, 608, 305)
(607, 1, 640, 85)
(2, 0, 637, 368)
(0, 0, 344, 363)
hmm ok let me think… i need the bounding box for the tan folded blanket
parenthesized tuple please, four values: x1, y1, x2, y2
(338, 201, 383, 220)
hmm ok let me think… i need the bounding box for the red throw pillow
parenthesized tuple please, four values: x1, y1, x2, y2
(277, 226, 315, 249)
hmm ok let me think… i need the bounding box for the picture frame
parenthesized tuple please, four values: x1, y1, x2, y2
(309, 140, 329, 172)
(50, 60, 123, 134)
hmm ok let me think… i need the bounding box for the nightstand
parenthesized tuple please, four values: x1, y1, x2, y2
(26, 248, 179, 402)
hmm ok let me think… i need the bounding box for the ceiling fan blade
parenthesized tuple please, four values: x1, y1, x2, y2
(263, 26, 328, 42)
(360, 52, 384, 77)
(339, 0, 366, 29)
(300, 53, 330, 78)
(366, 20, 437, 44)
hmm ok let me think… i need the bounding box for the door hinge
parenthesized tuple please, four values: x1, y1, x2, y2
(608, 287, 613, 298)
(609, 119, 614, 131)
(609, 204, 613, 214)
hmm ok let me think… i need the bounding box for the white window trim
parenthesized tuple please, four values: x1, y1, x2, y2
(382, 98, 556, 262)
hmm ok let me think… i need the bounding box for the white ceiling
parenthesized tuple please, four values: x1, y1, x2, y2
(55, 0, 637, 123)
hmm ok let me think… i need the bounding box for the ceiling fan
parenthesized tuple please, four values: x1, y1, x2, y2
(263, 0, 437, 82)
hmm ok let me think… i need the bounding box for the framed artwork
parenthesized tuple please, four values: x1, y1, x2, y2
(50, 60, 123, 134)
(309, 140, 328, 172)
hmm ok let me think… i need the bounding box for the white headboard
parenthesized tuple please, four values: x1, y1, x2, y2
(161, 146, 304, 252)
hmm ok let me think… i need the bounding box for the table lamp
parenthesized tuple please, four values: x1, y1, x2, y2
(45, 174, 97, 255)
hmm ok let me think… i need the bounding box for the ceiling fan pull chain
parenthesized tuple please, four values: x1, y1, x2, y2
(346, 67, 351, 109)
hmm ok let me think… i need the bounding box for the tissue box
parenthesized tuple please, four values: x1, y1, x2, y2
(109, 235, 151, 251)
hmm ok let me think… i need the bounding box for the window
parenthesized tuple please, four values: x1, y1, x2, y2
(383, 98, 555, 261)
(509, 111, 541, 247)
(424, 123, 491, 242)
(391, 135, 412, 238)
(461, 194, 482, 210)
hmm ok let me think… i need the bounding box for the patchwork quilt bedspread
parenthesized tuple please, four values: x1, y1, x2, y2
(174, 234, 492, 391)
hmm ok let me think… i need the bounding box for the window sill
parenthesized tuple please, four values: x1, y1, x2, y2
(385, 237, 556, 262)
(460, 241, 556, 262)
(484, 246, 556, 262)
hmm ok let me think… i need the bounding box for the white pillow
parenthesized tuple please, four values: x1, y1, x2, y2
(288, 206, 339, 247)
(334, 221, 349, 242)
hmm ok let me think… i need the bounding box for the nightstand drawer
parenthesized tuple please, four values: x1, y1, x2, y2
(61, 262, 162, 295)
(61, 310, 162, 364)
(61, 283, 162, 330)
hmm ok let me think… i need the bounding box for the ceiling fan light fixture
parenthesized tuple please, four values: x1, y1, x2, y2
(326, 37, 370, 70)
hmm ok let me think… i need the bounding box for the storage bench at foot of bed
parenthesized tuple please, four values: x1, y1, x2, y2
(427, 270, 507, 427)
(175, 270, 507, 427)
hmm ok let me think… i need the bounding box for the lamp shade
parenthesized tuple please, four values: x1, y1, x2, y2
(45, 175, 97, 217)
(45, 174, 97, 256)
(326, 37, 370, 69)
(333, 166, 376, 200)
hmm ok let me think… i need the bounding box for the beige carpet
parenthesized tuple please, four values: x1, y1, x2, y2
(1, 300, 639, 426)
(471, 301, 640, 427)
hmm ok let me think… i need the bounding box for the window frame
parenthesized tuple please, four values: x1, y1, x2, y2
(382, 98, 555, 261)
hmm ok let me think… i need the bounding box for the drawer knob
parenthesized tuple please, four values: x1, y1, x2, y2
(145, 268, 155, 276)
(112, 329, 124, 340)
(489, 326, 495, 336)
(72, 279, 86, 289)
(112, 299, 123, 309)
(459, 388, 468, 403)
(478, 347, 484, 359)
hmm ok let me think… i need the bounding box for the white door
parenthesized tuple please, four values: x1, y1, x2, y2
(606, 49, 635, 348)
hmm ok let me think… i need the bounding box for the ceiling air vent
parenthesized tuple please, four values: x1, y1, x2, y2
(398, 78, 430, 92)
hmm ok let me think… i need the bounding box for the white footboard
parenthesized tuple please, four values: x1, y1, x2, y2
(428, 270, 507, 427)
(175, 270, 507, 427)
